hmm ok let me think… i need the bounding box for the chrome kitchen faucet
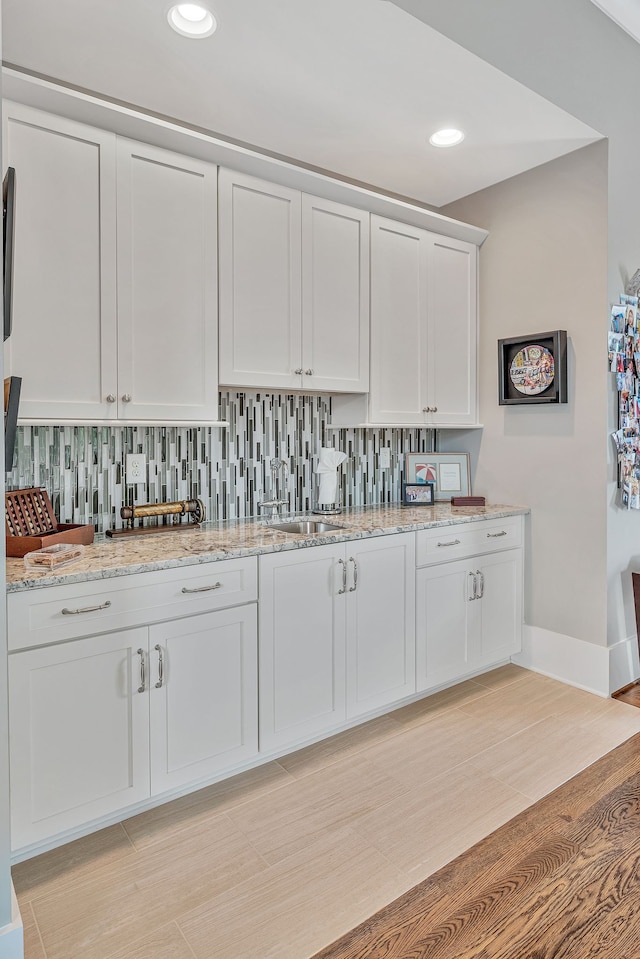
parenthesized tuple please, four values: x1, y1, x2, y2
(258, 458, 290, 520)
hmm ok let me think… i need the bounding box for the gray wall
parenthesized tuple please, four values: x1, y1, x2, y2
(441, 143, 608, 645)
(390, 0, 640, 649)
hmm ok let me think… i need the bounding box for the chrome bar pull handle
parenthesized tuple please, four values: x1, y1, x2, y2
(468, 571, 477, 601)
(181, 582, 222, 594)
(62, 600, 111, 615)
(437, 539, 461, 548)
(349, 557, 358, 592)
(476, 570, 485, 599)
(155, 644, 164, 689)
(338, 558, 347, 594)
(137, 648, 146, 693)
(487, 531, 507, 538)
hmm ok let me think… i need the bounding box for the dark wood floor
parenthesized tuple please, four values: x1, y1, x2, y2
(312, 732, 640, 959)
(613, 683, 640, 709)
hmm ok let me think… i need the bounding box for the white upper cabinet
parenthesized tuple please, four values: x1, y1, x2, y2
(3, 102, 118, 421)
(369, 215, 478, 426)
(219, 170, 302, 390)
(4, 103, 220, 424)
(116, 140, 218, 422)
(218, 169, 369, 392)
(301, 195, 369, 392)
(426, 234, 477, 426)
(332, 215, 479, 428)
(369, 217, 428, 425)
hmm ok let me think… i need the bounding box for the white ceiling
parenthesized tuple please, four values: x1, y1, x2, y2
(2, 0, 601, 207)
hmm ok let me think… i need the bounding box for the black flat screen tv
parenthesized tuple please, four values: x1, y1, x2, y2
(3, 166, 16, 342)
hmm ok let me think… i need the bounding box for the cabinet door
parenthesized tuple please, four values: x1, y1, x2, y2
(416, 558, 479, 692)
(219, 169, 302, 390)
(301, 196, 369, 392)
(117, 140, 218, 422)
(426, 235, 478, 426)
(259, 544, 346, 753)
(9, 627, 149, 851)
(149, 606, 258, 795)
(369, 215, 428, 424)
(476, 549, 523, 668)
(3, 102, 118, 421)
(346, 533, 415, 718)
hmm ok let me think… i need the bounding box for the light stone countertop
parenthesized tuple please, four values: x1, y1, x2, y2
(6, 503, 529, 592)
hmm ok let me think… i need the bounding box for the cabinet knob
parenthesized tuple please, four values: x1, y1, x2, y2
(294, 368, 304, 376)
(432, 406, 438, 413)
(422, 407, 429, 413)
(106, 394, 116, 404)
(121, 394, 132, 403)
(305, 369, 314, 376)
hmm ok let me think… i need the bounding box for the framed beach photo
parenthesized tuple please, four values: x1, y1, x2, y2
(404, 452, 471, 502)
(403, 482, 435, 506)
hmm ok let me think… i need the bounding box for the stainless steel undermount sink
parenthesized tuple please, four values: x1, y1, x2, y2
(267, 520, 344, 534)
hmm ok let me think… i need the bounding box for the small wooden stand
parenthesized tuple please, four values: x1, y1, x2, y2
(105, 498, 205, 538)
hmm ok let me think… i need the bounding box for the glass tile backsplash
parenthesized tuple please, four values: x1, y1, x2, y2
(7, 392, 434, 532)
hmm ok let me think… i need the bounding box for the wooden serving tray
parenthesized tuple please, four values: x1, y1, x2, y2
(5, 487, 94, 557)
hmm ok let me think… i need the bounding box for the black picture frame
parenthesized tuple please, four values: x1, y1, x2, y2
(498, 330, 567, 405)
(3, 166, 15, 343)
(4, 375, 21, 472)
(402, 482, 435, 506)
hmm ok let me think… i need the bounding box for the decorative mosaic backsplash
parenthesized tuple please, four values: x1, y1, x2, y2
(7, 392, 435, 532)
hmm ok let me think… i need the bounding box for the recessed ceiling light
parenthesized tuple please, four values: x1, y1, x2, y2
(168, 3, 217, 38)
(429, 128, 465, 148)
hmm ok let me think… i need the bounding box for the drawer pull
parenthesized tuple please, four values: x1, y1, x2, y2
(436, 539, 461, 548)
(468, 571, 477, 601)
(338, 558, 347, 594)
(137, 648, 146, 693)
(349, 557, 358, 592)
(476, 570, 485, 599)
(487, 531, 507, 538)
(61, 600, 112, 615)
(155, 644, 164, 689)
(181, 582, 223, 594)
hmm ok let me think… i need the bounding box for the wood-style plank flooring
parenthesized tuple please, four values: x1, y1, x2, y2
(613, 681, 640, 708)
(312, 731, 640, 959)
(13, 665, 640, 959)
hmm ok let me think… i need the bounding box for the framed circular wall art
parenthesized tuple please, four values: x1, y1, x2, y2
(498, 330, 568, 405)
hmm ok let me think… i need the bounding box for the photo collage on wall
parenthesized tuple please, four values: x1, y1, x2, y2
(610, 293, 640, 508)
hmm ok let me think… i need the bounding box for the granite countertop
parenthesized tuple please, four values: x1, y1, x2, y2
(6, 503, 529, 592)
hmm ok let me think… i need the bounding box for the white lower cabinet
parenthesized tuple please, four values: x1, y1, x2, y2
(9, 603, 258, 852)
(259, 542, 347, 753)
(258, 532, 415, 753)
(416, 548, 523, 691)
(149, 606, 257, 794)
(8, 520, 525, 857)
(9, 626, 151, 850)
(345, 534, 415, 718)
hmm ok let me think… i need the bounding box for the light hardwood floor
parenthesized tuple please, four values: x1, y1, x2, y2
(13, 665, 640, 959)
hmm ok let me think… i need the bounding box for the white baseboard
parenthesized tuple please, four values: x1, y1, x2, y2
(609, 633, 640, 694)
(0, 885, 24, 959)
(512, 625, 610, 697)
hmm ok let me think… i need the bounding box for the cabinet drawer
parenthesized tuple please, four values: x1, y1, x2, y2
(8, 557, 258, 651)
(416, 516, 522, 567)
